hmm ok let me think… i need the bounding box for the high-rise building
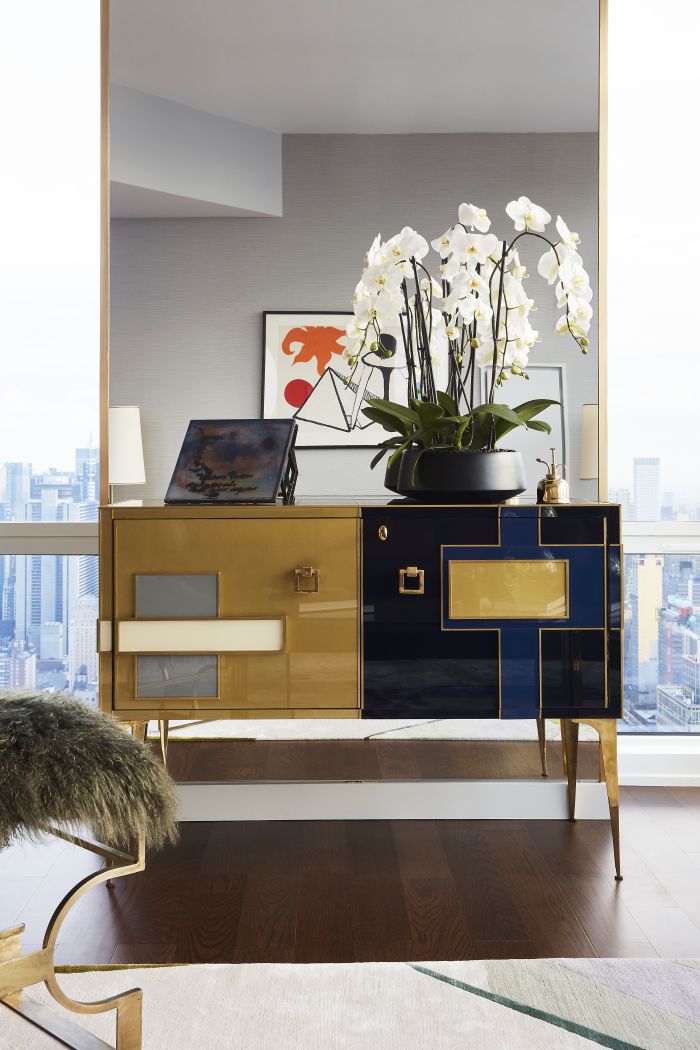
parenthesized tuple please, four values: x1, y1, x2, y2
(69, 594, 99, 689)
(39, 621, 64, 660)
(0, 642, 36, 689)
(75, 446, 99, 505)
(609, 487, 633, 521)
(633, 457, 661, 521)
(3, 462, 31, 522)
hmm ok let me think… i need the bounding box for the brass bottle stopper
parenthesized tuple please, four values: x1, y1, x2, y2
(536, 448, 570, 504)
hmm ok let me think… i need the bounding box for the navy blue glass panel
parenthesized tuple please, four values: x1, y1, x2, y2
(540, 629, 610, 717)
(539, 507, 606, 546)
(608, 546, 622, 628)
(363, 624, 500, 718)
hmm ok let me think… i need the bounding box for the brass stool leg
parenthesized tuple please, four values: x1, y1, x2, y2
(1, 834, 146, 1048)
(561, 718, 579, 821)
(536, 717, 548, 776)
(158, 719, 169, 765)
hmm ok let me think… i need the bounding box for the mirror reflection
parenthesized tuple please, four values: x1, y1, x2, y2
(109, 0, 600, 501)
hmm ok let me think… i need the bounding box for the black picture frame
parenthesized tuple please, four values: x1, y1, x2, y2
(165, 418, 298, 504)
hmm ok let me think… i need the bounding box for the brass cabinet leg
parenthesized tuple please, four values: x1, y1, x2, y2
(561, 719, 579, 821)
(131, 721, 148, 744)
(536, 718, 548, 777)
(579, 718, 622, 881)
(158, 719, 169, 765)
(559, 719, 568, 776)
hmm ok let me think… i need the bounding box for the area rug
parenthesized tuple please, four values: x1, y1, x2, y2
(147, 717, 599, 742)
(2, 959, 698, 1049)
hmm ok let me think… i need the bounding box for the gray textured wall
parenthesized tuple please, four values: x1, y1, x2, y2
(110, 132, 598, 500)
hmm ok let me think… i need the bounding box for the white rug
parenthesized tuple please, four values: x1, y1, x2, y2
(149, 718, 598, 742)
(2, 959, 699, 1049)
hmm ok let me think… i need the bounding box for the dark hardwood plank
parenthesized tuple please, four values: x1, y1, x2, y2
(554, 872, 657, 957)
(162, 738, 600, 783)
(4, 787, 700, 965)
(401, 876, 473, 960)
(110, 943, 178, 964)
(439, 824, 530, 943)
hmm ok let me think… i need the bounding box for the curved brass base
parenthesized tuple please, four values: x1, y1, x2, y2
(0, 830, 146, 1049)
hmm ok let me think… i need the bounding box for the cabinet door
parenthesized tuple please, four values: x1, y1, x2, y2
(112, 517, 359, 714)
(363, 508, 501, 718)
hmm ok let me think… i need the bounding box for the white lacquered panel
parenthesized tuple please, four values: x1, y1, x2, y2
(118, 618, 284, 653)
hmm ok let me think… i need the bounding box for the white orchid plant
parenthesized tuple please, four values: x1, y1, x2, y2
(343, 196, 592, 471)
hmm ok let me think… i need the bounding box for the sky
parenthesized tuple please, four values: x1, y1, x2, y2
(0, 1, 697, 502)
(0, 2, 100, 474)
(607, 0, 697, 502)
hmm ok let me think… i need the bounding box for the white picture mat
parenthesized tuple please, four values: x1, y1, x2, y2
(479, 363, 568, 494)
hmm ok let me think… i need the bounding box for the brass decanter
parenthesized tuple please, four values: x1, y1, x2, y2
(536, 448, 570, 504)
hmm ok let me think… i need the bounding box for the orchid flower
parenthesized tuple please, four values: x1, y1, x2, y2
(506, 196, 552, 232)
(555, 215, 581, 252)
(458, 202, 491, 232)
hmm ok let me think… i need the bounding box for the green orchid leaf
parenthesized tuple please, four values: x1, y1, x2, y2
(436, 390, 459, 416)
(526, 419, 552, 434)
(492, 398, 560, 442)
(362, 407, 412, 436)
(366, 398, 422, 426)
(472, 402, 527, 428)
(413, 400, 446, 427)
(370, 446, 391, 469)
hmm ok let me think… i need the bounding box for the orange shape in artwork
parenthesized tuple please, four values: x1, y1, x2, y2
(284, 378, 313, 408)
(282, 326, 345, 376)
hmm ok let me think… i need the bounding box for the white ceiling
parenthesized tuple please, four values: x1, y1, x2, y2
(110, 0, 600, 134)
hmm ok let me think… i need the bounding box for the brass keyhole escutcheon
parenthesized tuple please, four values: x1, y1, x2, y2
(378, 525, 388, 541)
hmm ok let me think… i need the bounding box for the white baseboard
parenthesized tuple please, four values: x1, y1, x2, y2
(176, 779, 609, 822)
(618, 738, 700, 786)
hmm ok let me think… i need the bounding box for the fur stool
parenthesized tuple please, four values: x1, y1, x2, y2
(0, 691, 178, 1049)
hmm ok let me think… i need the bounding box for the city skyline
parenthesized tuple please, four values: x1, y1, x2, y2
(0, 445, 100, 706)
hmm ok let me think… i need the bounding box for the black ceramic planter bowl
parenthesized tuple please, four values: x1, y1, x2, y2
(388, 447, 527, 503)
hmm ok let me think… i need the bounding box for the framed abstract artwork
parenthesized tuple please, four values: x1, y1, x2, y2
(165, 418, 297, 504)
(262, 311, 413, 449)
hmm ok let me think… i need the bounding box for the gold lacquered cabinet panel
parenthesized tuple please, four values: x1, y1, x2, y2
(113, 517, 360, 712)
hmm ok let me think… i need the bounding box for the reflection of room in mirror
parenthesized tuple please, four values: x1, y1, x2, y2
(108, 0, 601, 501)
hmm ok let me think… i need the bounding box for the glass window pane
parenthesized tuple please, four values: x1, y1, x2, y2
(0, 554, 99, 708)
(608, 3, 698, 519)
(0, 2, 100, 511)
(622, 553, 700, 733)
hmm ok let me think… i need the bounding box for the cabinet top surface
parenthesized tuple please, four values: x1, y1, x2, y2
(104, 497, 619, 517)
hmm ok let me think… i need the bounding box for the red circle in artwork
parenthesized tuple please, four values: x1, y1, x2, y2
(284, 378, 313, 408)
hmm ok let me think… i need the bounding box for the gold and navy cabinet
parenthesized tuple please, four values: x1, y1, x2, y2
(362, 504, 622, 720)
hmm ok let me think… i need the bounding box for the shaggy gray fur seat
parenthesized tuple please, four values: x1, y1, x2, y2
(0, 691, 178, 850)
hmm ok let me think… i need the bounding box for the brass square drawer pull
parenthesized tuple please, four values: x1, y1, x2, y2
(399, 566, 425, 595)
(295, 565, 320, 593)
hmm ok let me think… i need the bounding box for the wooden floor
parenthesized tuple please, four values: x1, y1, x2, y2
(163, 737, 601, 782)
(2, 741, 700, 965)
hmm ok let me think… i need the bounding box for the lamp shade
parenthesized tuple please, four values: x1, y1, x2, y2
(579, 403, 598, 480)
(108, 406, 146, 486)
